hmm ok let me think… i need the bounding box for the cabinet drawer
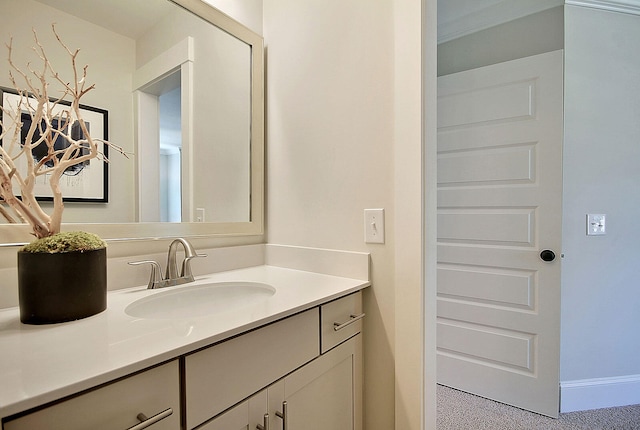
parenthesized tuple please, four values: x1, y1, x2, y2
(4, 360, 180, 430)
(184, 308, 319, 429)
(320, 291, 363, 353)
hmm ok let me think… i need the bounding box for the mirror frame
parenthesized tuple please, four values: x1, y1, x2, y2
(0, 0, 264, 246)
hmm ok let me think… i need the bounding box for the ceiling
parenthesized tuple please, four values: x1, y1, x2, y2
(438, 0, 506, 25)
(437, 0, 563, 43)
(34, 0, 175, 40)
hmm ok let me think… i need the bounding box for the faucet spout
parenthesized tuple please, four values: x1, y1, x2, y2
(165, 238, 206, 284)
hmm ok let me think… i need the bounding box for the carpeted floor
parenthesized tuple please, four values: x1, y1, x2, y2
(437, 385, 640, 429)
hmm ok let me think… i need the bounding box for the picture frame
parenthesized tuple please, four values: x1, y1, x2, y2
(0, 87, 109, 203)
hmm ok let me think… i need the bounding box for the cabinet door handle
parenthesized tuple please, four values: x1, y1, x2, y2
(333, 313, 365, 331)
(256, 412, 269, 430)
(275, 401, 288, 430)
(126, 408, 173, 430)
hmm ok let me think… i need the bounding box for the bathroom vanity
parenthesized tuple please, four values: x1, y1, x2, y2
(0, 265, 368, 430)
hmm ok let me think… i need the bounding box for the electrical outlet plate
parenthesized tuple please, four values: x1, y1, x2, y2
(364, 208, 385, 244)
(587, 214, 606, 235)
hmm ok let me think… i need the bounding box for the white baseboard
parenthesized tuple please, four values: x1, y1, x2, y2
(560, 374, 640, 412)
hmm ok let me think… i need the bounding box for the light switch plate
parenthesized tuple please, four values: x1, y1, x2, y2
(196, 208, 205, 222)
(364, 208, 385, 244)
(587, 214, 606, 235)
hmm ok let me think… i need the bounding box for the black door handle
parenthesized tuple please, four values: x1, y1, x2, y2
(540, 250, 556, 262)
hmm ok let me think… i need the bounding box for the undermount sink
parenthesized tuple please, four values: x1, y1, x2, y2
(125, 281, 276, 319)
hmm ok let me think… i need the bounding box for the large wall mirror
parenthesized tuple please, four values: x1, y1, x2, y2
(0, 0, 263, 244)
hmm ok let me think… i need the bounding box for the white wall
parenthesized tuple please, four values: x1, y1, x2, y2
(560, 5, 640, 409)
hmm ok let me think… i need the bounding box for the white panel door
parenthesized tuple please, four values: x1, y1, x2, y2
(437, 50, 563, 418)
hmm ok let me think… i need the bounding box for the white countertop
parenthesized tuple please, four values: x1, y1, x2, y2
(0, 265, 370, 419)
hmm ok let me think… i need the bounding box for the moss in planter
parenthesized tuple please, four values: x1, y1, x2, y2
(22, 231, 107, 253)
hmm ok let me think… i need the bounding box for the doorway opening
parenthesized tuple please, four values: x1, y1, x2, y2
(158, 82, 182, 222)
(136, 69, 184, 223)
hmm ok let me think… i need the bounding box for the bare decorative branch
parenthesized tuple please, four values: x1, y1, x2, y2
(0, 25, 127, 238)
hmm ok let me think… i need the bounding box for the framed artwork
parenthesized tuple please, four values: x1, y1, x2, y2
(0, 87, 109, 202)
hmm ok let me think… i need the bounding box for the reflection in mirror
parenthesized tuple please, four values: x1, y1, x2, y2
(0, 0, 263, 242)
(133, 5, 252, 223)
(160, 76, 182, 222)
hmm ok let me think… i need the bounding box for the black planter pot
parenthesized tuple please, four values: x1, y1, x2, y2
(18, 247, 107, 324)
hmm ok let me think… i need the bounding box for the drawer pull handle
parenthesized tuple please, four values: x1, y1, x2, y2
(256, 412, 270, 430)
(126, 408, 173, 430)
(333, 313, 365, 331)
(276, 401, 288, 430)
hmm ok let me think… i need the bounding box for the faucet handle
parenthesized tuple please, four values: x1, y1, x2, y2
(128, 260, 163, 289)
(181, 252, 207, 281)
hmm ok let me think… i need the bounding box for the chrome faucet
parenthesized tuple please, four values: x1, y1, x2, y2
(165, 238, 205, 284)
(129, 238, 206, 289)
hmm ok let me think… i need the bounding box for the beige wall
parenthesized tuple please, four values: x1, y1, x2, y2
(263, 1, 395, 427)
(264, 0, 431, 429)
